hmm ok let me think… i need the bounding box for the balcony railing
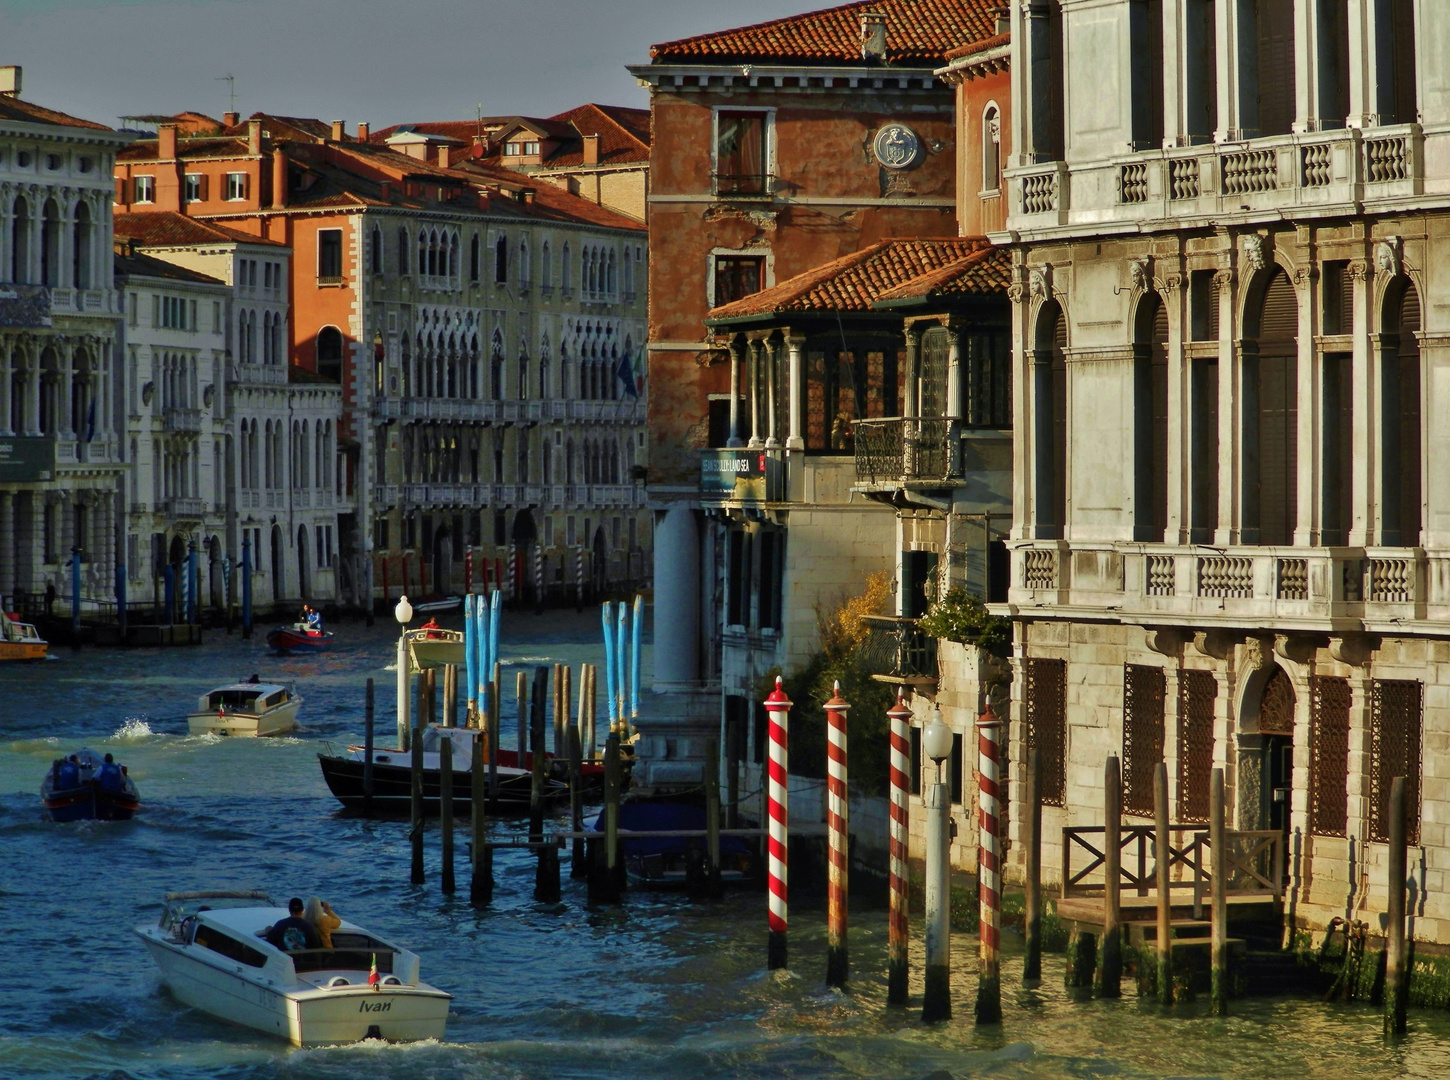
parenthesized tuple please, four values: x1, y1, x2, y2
(164, 407, 203, 434)
(712, 172, 773, 198)
(166, 497, 206, 519)
(859, 615, 938, 681)
(854, 418, 951, 483)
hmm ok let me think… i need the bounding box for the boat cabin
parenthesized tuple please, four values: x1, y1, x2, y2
(201, 684, 291, 713)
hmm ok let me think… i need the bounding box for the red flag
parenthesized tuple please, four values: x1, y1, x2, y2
(368, 953, 380, 989)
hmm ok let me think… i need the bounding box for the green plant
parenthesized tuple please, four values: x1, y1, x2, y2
(916, 587, 1011, 656)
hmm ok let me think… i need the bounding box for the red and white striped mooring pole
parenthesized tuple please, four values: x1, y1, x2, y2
(824, 681, 850, 988)
(764, 675, 791, 970)
(887, 689, 913, 1005)
(975, 701, 1003, 1024)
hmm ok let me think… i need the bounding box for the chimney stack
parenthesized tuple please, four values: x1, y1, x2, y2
(223, 110, 239, 127)
(582, 133, 600, 166)
(436, 144, 451, 168)
(272, 148, 288, 208)
(0, 65, 22, 97)
(358, 121, 370, 141)
(331, 119, 345, 141)
(522, 188, 536, 205)
(994, 5, 1010, 35)
(247, 119, 262, 156)
(158, 123, 178, 161)
(860, 12, 887, 63)
(379, 181, 391, 201)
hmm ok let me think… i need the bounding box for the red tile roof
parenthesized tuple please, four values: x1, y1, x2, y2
(0, 94, 112, 131)
(708, 239, 999, 322)
(651, 0, 997, 65)
(114, 248, 226, 285)
(114, 211, 285, 248)
(942, 30, 1010, 62)
(371, 104, 650, 169)
(872, 245, 1011, 305)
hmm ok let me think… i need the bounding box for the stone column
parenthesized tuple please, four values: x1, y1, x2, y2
(727, 338, 744, 448)
(1422, 333, 1450, 551)
(747, 339, 763, 449)
(0, 490, 13, 600)
(58, 492, 73, 568)
(764, 338, 780, 449)
(903, 324, 921, 419)
(652, 505, 700, 689)
(785, 334, 805, 450)
(945, 320, 963, 420)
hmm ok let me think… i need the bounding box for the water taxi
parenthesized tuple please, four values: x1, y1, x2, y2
(187, 681, 302, 737)
(0, 613, 47, 661)
(137, 890, 451, 1046)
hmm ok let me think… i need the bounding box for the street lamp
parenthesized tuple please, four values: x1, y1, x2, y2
(395, 595, 412, 749)
(921, 703, 954, 1023)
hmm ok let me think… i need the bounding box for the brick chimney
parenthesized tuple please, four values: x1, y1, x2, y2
(0, 65, 21, 97)
(247, 119, 262, 155)
(358, 121, 370, 141)
(994, 5, 1010, 34)
(223, 110, 239, 127)
(158, 123, 178, 160)
(436, 144, 451, 168)
(522, 188, 536, 205)
(331, 119, 345, 141)
(379, 181, 391, 201)
(582, 133, 600, 166)
(272, 148, 288, 208)
(860, 12, 887, 63)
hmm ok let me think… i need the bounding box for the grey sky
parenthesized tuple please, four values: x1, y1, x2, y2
(3, 0, 832, 129)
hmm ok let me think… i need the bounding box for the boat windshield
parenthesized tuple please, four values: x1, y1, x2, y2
(158, 891, 272, 937)
(290, 933, 397, 975)
(207, 690, 263, 711)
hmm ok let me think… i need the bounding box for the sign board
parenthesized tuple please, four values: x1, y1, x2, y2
(0, 437, 55, 482)
(0, 285, 53, 330)
(700, 449, 782, 502)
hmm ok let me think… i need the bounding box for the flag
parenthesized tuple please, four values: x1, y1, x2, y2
(616, 350, 638, 399)
(631, 345, 646, 397)
(368, 952, 380, 989)
(84, 398, 96, 443)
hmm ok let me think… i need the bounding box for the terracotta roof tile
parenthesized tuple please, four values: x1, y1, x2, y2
(872, 245, 1012, 305)
(0, 94, 112, 131)
(113, 249, 226, 285)
(652, 0, 997, 65)
(708, 238, 995, 322)
(942, 30, 1010, 62)
(371, 105, 650, 169)
(114, 211, 286, 248)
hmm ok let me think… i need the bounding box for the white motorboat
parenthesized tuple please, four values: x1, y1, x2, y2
(137, 890, 451, 1046)
(187, 681, 301, 736)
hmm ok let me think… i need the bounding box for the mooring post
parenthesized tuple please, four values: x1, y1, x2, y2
(887, 690, 912, 1005)
(576, 664, 589, 766)
(1099, 755, 1123, 998)
(410, 705, 425, 885)
(1024, 747, 1043, 984)
(516, 670, 527, 758)
(1210, 766, 1228, 1014)
(422, 668, 436, 729)
(396, 597, 411, 751)
(489, 661, 501, 797)
(440, 735, 455, 893)
(585, 663, 597, 761)
(921, 706, 953, 1022)
(569, 724, 586, 880)
(444, 665, 458, 728)
(240, 533, 252, 639)
(763, 676, 792, 971)
(529, 668, 546, 845)
(1153, 761, 1173, 1004)
(823, 682, 850, 989)
(588, 730, 623, 905)
(1386, 774, 1409, 1035)
(470, 726, 493, 906)
(464, 595, 477, 726)
(705, 738, 723, 898)
(561, 664, 572, 761)
(975, 703, 1003, 1025)
(364, 678, 375, 816)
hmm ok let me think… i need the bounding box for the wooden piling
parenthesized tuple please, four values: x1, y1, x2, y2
(589, 731, 624, 904)
(363, 678, 375, 817)
(410, 709, 425, 885)
(553, 662, 564, 756)
(569, 724, 586, 879)
(586, 664, 597, 761)
(1153, 761, 1173, 1004)
(561, 665, 572, 762)
(886, 691, 912, 1004)
(442, 664, 457, 727)
(440, 735, 455, 893)
(470, 730, 493, 905)
(532, 665, 560, 902)
(1023, 748, 1042, 984)
(576, 664, 589, 764)
(705, 739, 723, 898)
(1385, 774, 1408, 1035)
(422, 668, 437, 729)
(529, 670, 545, 843)
(489, 662, 501, 797)
(824, 684, 851, 990)
(1210, 766, 1227, 1014)
(1099, 755, 1123, 997)
(516, 670, 528, 757)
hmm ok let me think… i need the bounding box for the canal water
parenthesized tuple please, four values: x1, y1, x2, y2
(4, 610, 1450, 1080)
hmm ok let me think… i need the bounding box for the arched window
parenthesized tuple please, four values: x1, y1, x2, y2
(10, 195, 30, 283)
(517, 352, 528, 401)
(470, 234, 480, 282)
(490, 329, 505, 399)
(1245, 267, 1299, 545)
(420, 231, 431, 279)
(1033, 300, 1067, 538)
(562, 242, 572, 292)
(397, 227, 409, 276)
(261, 312, 272, 365)
(519, 240, 530, 287)
(40, 199, 60, 287)
(607, 250, 616, 294)
(495, 235, 508, 284)
(542, 241, 552, 289)
(449, 233, 459, 282)
(982, 104, 1001, 192)
(1382, 278, 1423, 547)
(371, 226, 382, 274)
(316, 326, 344, 382)
(271, 312, 283, 365)
(71, 202, 92, 290)
(622, 249, 631, 294)
(1132, 293, 1168, 541)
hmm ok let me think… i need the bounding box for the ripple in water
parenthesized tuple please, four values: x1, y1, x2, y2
(113, 718, 155, 741)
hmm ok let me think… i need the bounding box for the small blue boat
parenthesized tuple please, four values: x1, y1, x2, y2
(597, 801, 755, 886)
(41, 748, 140, 822)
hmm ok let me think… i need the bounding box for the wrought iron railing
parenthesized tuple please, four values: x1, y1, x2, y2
(859, 615, 937, 679)
(853, 418, 951, 483)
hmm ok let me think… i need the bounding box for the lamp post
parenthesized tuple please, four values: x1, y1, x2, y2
(922, 705, 954, 1022)
(395, 594, 413, 750)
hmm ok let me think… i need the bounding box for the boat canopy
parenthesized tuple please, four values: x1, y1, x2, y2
(202, 685, 289, 711)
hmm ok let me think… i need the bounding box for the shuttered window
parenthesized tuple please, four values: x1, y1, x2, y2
(1123, 664, 1165, 817)
(1254, 269, 1298, 546)
(1026, 658, 1067, 806)
(1178, 669, 1217, 824)
(1370, 680, 1422, 844)
(1256, 1, 1296, 137)
(1309, 676, 1351, 837)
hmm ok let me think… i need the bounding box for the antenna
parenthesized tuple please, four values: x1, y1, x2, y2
(476, 103, 483, 139)
(216, 73, 236, 114)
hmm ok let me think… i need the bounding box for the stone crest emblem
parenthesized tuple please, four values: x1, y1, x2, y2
(873, 124, 923, 170)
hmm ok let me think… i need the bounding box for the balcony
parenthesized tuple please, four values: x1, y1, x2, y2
(164, 407, 203, 434)
(373, 484, 399, 507)
(859, 615, 938, 685)
(166, 497, 206, 520)
(1008, 124, 1424, 234)
(853, 418, 1012, 495)
(1007, 540, 1441, 631)
(712, 172, 774, 199)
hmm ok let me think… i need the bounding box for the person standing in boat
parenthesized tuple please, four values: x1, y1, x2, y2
(304, 896, 341, 948)
(96, 753, 124, 792)
(263, 897, 321, 952)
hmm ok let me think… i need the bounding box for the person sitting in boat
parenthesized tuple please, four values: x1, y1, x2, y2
(56, 755, 80, 791)
(420, 616, 442, 639)
(263, 897, 321, 952)
(96, 753, 125, 792)
(304, 896, 342, 949)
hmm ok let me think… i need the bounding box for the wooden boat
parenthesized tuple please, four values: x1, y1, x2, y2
(318, 723, 584, 815)
(187, 681, 301, 736)
(137, 890, 450, 1046)
(266, 622, 335, 655)
(41, 748, 140, 821)
(0, 613, 47, 661)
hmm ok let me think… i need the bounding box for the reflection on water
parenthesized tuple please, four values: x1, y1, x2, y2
(3, 609, 1449, 1079)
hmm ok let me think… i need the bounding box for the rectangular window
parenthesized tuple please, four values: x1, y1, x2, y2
(1321, 353, 1353, 545)
(715, 111, 768, 195)
(189, 299, 197, 331)
(950, 731, 965, 806)
(212, 301, 221, 333)
(1123, 664, 1165, 817)
(566, 516, 576, 547)
(910, 725, 922, 796)
(318, 229, 343, 281)
(1189, 269, 1220, 341)
(714, 255, 764, 307)
(758, 531, 779, 630)
(1025, 658, 1067, 806)
(1370, 679, 1422, 844)
(184, 173, 202, 202)
(225, 172, 249, 201)
(134, 175, 155, 203)
(1177, 669, 1216, 823)
(126, 533, 139, 575)
(1309, 675, 1351, 837)
(494, 510, 506, 547)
